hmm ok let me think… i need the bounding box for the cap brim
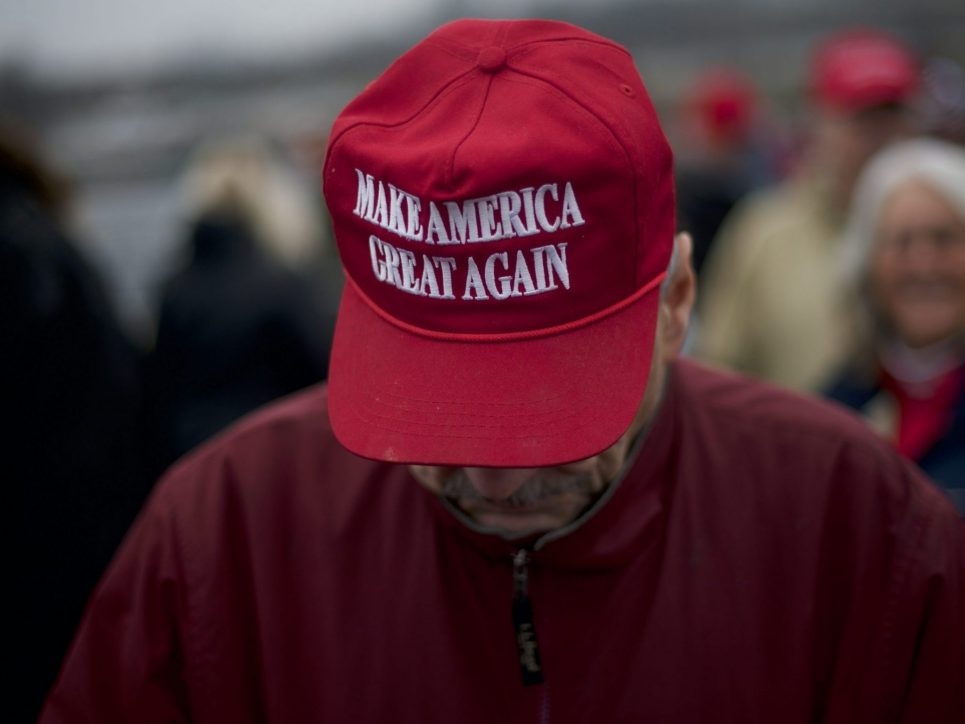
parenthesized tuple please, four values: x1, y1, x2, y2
(328, 279, 660, 467)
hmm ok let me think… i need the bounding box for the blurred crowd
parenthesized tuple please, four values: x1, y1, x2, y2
(5, 22, 965, 722)
(4, 126, 340, 721)
(685, 29, 964, 505)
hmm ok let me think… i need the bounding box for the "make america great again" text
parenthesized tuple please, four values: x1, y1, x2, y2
(352, 169, 585, 301)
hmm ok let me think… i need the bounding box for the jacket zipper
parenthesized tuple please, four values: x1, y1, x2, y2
(512, 548, 544, 686)
(436, 426, 655, 694)
(504, 427, 654, 691)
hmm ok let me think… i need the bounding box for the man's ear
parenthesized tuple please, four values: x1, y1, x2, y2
(658, 232, 696, 361)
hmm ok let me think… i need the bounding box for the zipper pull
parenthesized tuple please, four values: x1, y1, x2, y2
(512, 549, 544, 686)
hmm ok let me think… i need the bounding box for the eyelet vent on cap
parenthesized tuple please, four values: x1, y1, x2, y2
(477, 46, 507, 73)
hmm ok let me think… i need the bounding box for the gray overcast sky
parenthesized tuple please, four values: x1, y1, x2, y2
(0, 0, 600, 78)
(0, 0, 432, 75)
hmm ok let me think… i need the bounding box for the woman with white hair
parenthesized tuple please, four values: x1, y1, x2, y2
(827, 138, 965, 511)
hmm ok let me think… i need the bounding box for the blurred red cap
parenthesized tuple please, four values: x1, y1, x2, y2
(809, 29, 919, 111)
(689, 67, 757, 143)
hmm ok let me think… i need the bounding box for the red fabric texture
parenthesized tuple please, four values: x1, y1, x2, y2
(322, 19, 675, 466)
(41, 361, 965, 723)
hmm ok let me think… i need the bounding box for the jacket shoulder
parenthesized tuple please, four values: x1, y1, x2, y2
(150, 384, 379, 534)
(671, 359, 953, 520)
(675, 358, 872, 439)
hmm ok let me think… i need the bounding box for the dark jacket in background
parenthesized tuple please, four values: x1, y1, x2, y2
(146, 216, 330, 473)
(2, 178, 149, 723)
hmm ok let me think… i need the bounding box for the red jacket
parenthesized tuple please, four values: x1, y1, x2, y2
(42, 360, 965, 723)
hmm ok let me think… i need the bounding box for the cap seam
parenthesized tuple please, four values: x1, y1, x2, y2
(422, 37, 482, 64)
(498, 70, 643, 291)
(360, 405, 589, 430)
(423, 22, 620, 60)
(349, 400, 607, 438)
(421, 18, 507, 61)
(342, 268, 665, 343)
(448, 73, 495, 186)
(325, 68, 477, 167)
(373, 385, 572, 408)
(508, 35, 632, 63)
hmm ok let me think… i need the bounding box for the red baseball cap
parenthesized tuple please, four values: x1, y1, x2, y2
(809, 29, 919, 111)
(323, 19, 674, 467)
(689, 67, 757, 144)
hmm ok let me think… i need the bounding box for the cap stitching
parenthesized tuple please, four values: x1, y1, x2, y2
(373, 386, 572, 410)
(383, 390, 569, 408)
(344, 269, 665, 343)
(422, 37, 482, 64)
(491, 20, 511, 47)
(363, 404, 584, 429)
(446, 22, 508, 182)
(499, 69, 643, 291)
(421, 19, 507, 62)
(448, 73, 495, 186)
(325, 68, 477, 159)
(350, 400, 603, 437)
(508, 36, 631, 63)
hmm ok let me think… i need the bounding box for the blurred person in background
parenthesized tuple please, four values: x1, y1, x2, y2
(696, 29, 919, 392)
(674, 66, 786, 277)
(145, 135, 332, 473)
(826, 138, 965, 511)
(1, 123, 149, 723)
(918, 57, 965, 147)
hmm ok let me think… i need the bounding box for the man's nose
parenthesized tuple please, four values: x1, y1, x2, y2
(462, 467, 535, 501)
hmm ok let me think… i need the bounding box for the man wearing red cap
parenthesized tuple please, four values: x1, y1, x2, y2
(41, 20, 963, 724)
(698, 29, 920, 392)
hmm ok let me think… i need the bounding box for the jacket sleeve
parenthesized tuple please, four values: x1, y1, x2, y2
(892, 489, 965, 723)
(829, 460, 965, 724)
(39, 483, 192, 724)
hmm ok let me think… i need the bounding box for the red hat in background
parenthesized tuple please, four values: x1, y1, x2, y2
(323, 19, 675, 467)
(809, 29, 919, 111)
(689, 67, 757, 144)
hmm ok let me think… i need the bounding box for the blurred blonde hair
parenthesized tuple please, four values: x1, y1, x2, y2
(179, 134, 325, 267)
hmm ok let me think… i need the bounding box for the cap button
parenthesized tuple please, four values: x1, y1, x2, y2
(477, 46, 507, 73)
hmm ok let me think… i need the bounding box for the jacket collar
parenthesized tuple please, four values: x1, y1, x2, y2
(422, 363, 680, 571)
